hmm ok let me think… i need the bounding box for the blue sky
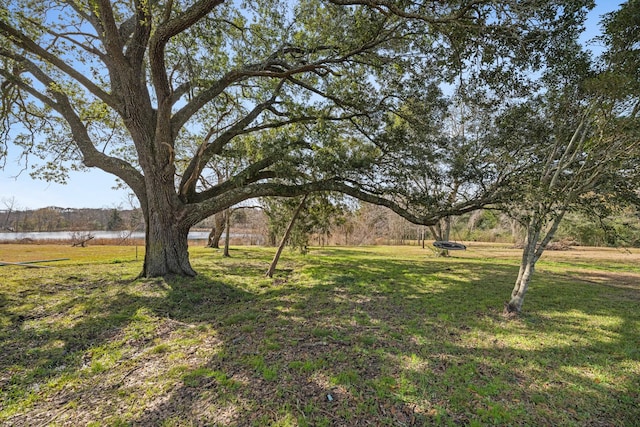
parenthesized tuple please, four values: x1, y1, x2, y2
(0, 1, 623, 210)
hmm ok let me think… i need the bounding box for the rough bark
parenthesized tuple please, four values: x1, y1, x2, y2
(142, 217, 195, 277)
(1, 1, 591, 279)
(141, 176, 197, 277)
(207, 211, 227, 248)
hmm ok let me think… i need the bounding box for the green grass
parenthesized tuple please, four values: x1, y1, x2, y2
(0, 243, 639, 426)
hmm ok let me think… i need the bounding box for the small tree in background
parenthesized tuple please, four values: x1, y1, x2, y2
(106, 209, 124, 231)
(263, 193, 346, 252)
(266, 195, 308, 278)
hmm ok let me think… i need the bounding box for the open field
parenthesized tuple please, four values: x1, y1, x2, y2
(1, 243, 639, 426)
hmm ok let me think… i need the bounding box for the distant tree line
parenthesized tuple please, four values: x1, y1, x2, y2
(0, 206, 144, 233)
(4, 201, 636, 249)
(275, 203, 640, 249)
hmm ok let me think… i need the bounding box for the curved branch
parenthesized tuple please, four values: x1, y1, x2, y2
(192, 156, 281, 202)
(179, 81, 286, 196)
(171, 26, 394, 132)
(325, 0, 486, 24)
(188, 178, 430, 227)
(0, 61, 60, 112)
(0, 21, 116, 108)
(149, 0, 224, 103)
(36, 25, 104, 59)
(95, 0, 127, 66)
(0, 51, 146, 198)
(172, 60, 303, 130)
(122, 0, 152, 68)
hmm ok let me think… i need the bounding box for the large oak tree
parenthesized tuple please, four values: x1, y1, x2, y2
(0, 0, 592, 277)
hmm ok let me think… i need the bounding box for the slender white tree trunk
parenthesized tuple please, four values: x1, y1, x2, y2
(506, 209, 566, 314)
(507, 251, 536, 314)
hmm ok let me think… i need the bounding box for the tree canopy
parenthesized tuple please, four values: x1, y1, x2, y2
(0, 0, 595, 277)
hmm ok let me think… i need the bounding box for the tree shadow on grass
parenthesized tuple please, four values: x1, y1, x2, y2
(2, 248, 639, 426)
(129, 250, 640, 426)
(0, 272, 254, 426)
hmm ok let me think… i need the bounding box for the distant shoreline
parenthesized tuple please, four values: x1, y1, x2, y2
(0, 230, 249, 242)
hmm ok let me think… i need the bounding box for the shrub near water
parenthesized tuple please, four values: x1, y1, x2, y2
(0, 244, 638, 426)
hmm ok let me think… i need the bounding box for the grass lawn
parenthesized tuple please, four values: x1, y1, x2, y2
(0, 243, 638, 426)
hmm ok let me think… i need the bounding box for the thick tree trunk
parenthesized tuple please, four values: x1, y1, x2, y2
(140, 176, 196, 277)
(207, 211, 226, 248)
(142, 213, 195, 277)
(266, 195, 307, 278)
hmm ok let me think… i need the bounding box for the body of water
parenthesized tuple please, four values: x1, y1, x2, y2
(0, 230, 220, 241)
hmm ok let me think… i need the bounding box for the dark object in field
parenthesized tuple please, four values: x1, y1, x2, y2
(433, 241, 467, 250)
(0, 258, 69, 268)
(71, 233, 95, 247)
